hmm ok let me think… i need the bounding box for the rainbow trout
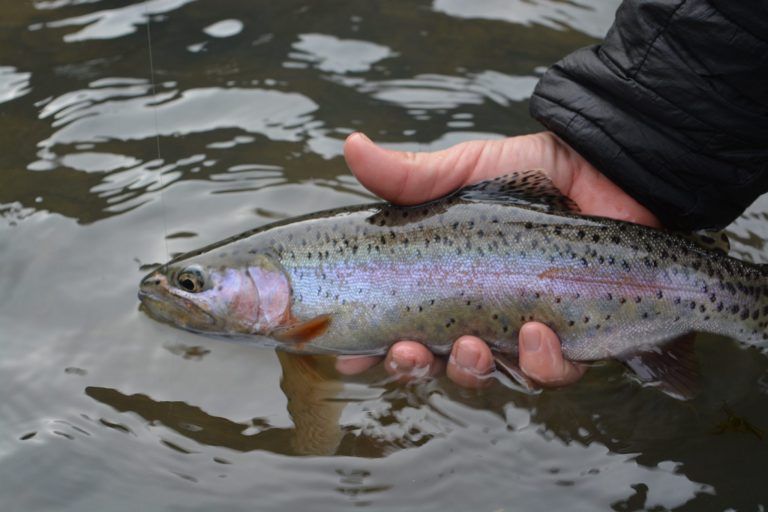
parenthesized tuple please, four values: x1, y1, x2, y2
(139, 172, 768, 397)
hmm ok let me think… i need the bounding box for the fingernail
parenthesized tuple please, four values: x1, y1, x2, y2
(387, 345, 420, 373)
(389, 357, 415, 373)
(521, 328, 541, 352)
(356, 132, 371, 143)
(455, 341, 480, 369)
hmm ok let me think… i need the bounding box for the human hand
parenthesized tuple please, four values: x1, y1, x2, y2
(336, 131, 660, 388)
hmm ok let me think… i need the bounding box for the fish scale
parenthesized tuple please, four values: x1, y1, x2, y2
(138, 171, 768, 397)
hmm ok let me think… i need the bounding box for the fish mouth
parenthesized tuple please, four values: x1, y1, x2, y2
(137, 289, 217, 328)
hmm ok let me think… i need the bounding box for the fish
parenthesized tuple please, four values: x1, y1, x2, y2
(138, 171, 768, 398)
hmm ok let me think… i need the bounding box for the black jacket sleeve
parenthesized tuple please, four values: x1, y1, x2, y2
(529, 0, 768, 230)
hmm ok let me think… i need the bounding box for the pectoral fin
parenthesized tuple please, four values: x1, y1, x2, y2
(272, 314, 332, 345)
(618, 333, 699, 400)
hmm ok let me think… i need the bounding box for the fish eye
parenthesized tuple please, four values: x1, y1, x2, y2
(176, 266, 206, 293)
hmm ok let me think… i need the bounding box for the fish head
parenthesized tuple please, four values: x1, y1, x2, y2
(138, 253, 291, 336)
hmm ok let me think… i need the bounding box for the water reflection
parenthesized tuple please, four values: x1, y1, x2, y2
(44, 0, 197, 42)
(203, 19, 244, 39)
(290, 34, 394, 73)
(36, 83, 319, 150)
(0, 66, 32, 104)
(433, 0, 620, 38)
(352, 71, 538, 110)
(85, 353, 394, 457)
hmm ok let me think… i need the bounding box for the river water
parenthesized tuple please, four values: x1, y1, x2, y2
(2, 1, 767, 510)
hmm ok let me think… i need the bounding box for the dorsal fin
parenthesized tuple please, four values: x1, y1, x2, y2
(365, 170, 578, 228)
(682, 230, 731, 255)
(457, 170, 580, 214)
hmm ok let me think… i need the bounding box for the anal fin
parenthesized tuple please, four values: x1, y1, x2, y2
(619, 333, 699, 400)
(492, 351, 539, 393)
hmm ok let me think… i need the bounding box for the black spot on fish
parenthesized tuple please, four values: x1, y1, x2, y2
(731, 305, 740, 315)
(656, 290, 663, 299)
(592, 234, 600, 243)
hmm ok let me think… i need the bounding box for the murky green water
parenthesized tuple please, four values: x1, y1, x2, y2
(2, 1, 768, 510)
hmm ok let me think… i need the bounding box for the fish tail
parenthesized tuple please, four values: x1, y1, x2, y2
(738, 262, 768, 343)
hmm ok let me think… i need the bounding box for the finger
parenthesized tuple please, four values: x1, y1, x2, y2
(518, 322, 587, 386)
(384, 340, 444, 379)
(335, 355, 382, 375)
(344, 132, 508, 204)
(543, 133, 661, 227)
(446, 336, 495, 388)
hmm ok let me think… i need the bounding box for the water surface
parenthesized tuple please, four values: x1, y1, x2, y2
(2, 1, 768, 510)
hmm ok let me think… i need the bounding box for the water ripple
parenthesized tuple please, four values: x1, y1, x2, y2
(349, 71, 538, 110)
(0, 67, 32, 105)
(290, 33, 394, 74)
(45, 0, 197, 42)
(433, 0, 621, 38)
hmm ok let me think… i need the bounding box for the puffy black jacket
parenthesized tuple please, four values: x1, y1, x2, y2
(530, 0, 768, 230)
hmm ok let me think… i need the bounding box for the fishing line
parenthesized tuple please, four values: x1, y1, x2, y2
(144, 5, 170, 260)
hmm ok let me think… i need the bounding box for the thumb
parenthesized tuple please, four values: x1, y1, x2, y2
(518, 322, 587, 386)
(344, 132, 504, 204)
